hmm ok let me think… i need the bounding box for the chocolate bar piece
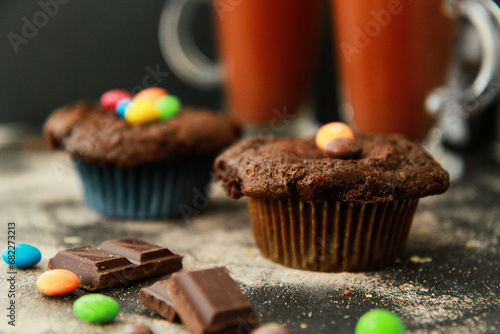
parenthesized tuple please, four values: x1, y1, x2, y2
(48, 238, 182, 291)
(99, 238, 172, 265)
(139, 280, 179, 322)
(168, 267, 259, 334)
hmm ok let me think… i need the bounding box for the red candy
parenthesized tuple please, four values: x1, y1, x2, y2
(100, 89, 133, 111)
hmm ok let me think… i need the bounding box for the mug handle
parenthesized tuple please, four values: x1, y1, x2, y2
(426, 0, 500, 122)
(158, 0, 222, 89)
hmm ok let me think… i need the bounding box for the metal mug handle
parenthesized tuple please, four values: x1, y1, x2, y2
(158, 0, 221, 89)
(426, 0, 500, 141)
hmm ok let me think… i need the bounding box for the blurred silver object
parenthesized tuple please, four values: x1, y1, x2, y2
(159, 0, 221, 89)
(424, 0, 500, 180)
(495, 103, 500, 161)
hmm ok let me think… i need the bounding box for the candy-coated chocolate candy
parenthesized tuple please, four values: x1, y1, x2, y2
(125, 99, 160, 125)
(100, 89, 132, 111)
(116, 98, 133, 119)
(355, 310, 406, 334)
(315, 122, 355, 150)
(156, 95, 181, 120)
(2, 243, 41, 269)
(325, 138, 363, 159)
(134, 87, 168, 101)
(37, 269, 80, 296)
(73, 294, 120, 324)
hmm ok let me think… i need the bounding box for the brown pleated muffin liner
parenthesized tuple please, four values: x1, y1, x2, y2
(247, 197, 419, 272)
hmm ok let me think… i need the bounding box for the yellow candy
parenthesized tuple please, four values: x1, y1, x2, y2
(125, 99, 160, 124)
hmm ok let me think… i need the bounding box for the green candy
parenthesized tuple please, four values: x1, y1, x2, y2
(73, 294, 120, 324)
(157, 95, 181, 120)
(355, 309, 406, 334)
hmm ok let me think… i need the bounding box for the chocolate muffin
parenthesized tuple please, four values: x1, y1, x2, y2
(45, 101, 239, 219)
(214, 134, 449, 272)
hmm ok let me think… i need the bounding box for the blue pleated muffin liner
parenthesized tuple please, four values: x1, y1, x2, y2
(73, 157, 214, 219)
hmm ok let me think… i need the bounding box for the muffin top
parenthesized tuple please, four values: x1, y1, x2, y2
(214, 134, 450, 204)
(44, 101, 239, 167)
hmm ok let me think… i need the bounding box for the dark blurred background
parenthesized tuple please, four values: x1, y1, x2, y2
(0, 0, 498, 157)
(0, 0, 221, 125)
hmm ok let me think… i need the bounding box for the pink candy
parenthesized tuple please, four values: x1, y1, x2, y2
(100, 89, 133, 111)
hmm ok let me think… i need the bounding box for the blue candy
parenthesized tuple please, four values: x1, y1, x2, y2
(2, 243, 41, 269)
(116, 98, 133, 119)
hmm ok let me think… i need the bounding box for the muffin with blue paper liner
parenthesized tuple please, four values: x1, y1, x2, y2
(44, 88, 239, 219)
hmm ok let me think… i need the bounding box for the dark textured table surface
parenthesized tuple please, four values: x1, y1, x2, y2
(0, 143, 498, 334)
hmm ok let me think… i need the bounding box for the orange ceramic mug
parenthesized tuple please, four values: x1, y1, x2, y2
(159, 0, 322, 125)
(331, 0, 500, 141)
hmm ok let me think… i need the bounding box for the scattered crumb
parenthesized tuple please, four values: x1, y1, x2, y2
(206, 253, 220, 260)
(419, 210, 439, 224)
(343, 289, 352, 296)
(410, 255, 433, 263)
(366, 294, 373, 298)
(299, 323, 308, 329)
(307, 311, 312, 317)
(63, 236, 82, 244)
(3, 142, 497, 334)
(465, 240, 483, 249)
(244, 249, 257, 258)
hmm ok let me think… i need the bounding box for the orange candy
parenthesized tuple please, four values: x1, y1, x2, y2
(315, 122, 355, 150)
(37, 269, 80, 296)
(134, 87, 168, 101)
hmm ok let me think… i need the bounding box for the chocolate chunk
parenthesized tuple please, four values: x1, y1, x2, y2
(168, 267, 259, 334)
(251, 323, 293, 334)
(99, 238, 175, 265)
(48, 238, 182, 291)
(139, 280, 179, 322)
(324, 137, 363, 159)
